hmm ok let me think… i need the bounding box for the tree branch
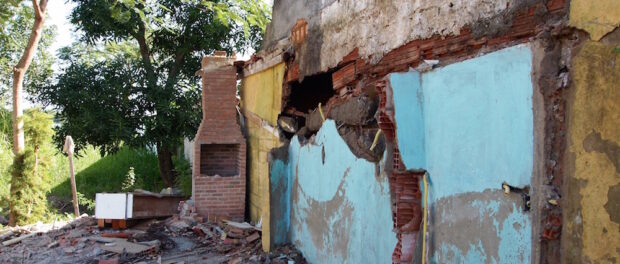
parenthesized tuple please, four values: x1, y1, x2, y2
(132, 22, 157, 89)
(32, 0, 48, 19)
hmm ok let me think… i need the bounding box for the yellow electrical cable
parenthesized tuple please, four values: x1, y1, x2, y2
(422, 172, 428, 264)
(318, 103, 325, 121)
(369, 129, 383, 151)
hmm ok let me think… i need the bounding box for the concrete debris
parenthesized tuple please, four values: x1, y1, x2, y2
(0, 211, 305, 264)
(415, 59, 440, 72)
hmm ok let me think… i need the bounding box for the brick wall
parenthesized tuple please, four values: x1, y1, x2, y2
(200, 144, 240, 176)
(193, 52, 247, 221)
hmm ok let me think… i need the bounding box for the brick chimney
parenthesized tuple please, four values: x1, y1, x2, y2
(192, 51, 246, 221)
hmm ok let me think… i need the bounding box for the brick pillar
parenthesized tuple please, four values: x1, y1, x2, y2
(192, 51, 246, 221)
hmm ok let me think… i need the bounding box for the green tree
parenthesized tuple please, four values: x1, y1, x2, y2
(36, 0, 270, 187)
(0, 3, 55, 107)
(7, 0, 51, 226)
(0, 0, 21, 26)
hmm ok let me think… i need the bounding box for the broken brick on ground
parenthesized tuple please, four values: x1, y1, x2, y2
(0, 214, 305, 264)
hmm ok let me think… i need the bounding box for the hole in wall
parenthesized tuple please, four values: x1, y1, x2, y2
(200, 144, 240, 176)
(286, 72, 334, 113)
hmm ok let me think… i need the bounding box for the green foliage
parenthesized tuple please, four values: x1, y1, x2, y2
(76, 192, 95, 212)
(50, 147, 163, 214)
(173, 155, 191, 196)
(121, 166, 144, 191)
(0, 3, 56, 106)
(0, 0, 20, 27)
(10, 150, 48, 225)
(0, 109, 13, 214)
(0, 109, 103, 221)
(9, 109, 55, 225)
(37, 45, 148, 154)
(35, 0, 270, 185)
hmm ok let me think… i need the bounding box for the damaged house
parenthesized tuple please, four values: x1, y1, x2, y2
(188, 0, 620, 263)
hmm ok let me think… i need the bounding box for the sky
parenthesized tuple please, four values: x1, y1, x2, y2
(47, 0, 77, 60)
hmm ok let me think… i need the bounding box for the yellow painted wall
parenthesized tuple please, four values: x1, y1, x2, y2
(240, 63, 285, 252)
(569, 0, 620, 41)
(241, 63, 285, 126)
(564, 41, 620, 263)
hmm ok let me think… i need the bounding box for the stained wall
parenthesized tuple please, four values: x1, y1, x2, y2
(389, 45, 537, 262)
(240, 63, 286, 251)
(271, 120, 398, 264)
(562, 39, 620, 264)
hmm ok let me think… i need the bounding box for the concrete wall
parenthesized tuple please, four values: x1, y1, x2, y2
(240, 63, 286, 251)
(389, 45, 536, 263)
(263, 0, 551, 78)
(275, 120, 397, 264)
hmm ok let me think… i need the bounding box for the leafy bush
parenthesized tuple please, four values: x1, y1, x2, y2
(9, 109, 55, 225)
(173, 155, 192, 196)
(0, 110, 12, 215)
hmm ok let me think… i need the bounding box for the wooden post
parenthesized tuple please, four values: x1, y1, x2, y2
(63, 136, 79, 216)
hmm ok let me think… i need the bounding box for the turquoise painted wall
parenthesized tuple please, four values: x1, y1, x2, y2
(280, 120, 398, 264)
(390, 44, 534, 263)
(269, 158, 291, 246)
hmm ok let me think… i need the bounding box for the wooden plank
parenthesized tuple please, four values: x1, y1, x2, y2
(131, 195, 185, 219)
(98, 219, 105, 228)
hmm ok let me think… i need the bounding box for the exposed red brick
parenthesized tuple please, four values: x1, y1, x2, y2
(285, 63, 300, 83)
(193, 53, 247, 222)
(332, 63, 356, 90)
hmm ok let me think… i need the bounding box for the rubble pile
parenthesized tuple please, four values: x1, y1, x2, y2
(0, 212, 305, 264)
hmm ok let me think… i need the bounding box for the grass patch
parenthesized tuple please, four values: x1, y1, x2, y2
(49, 147, 163, 214)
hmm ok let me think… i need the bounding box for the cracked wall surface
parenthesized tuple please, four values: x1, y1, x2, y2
(388, 45, 536, 263)
(264, 0, 558, 78)
(569, 0, 620, 41)
(278, 120, 397, 264)
(240, 63, 286, 251)
(238, 0, 620, 262)
(563, 40, 620, 264)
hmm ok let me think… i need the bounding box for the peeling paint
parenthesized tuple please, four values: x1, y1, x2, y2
(240, 63, 286, 251)
(388, 45, 535, 262)
(284, 120, 397, 264)
(569, 0, 620, 41)
(565, 40, 620, 263)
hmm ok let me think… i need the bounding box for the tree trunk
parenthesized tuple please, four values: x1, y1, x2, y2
(9, 0, 48, 227)
(157, 144, 176, 188)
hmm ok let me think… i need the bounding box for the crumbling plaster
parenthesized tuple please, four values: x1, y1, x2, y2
(563, 40, 620, 264)
(276, 120, 397, 264)
(265, 0, 561, 77)
(240, 64, 286, 251)
(388, 45, 536, 262)
(569, 0, 620, 41)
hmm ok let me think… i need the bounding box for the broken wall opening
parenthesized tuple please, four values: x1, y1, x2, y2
(286, 73, 334, 113)
(280, 72, 335, 139)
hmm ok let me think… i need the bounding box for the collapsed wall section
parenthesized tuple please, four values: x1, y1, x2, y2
(268, 120, 397, 264)
(235, 0, 602, 262)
